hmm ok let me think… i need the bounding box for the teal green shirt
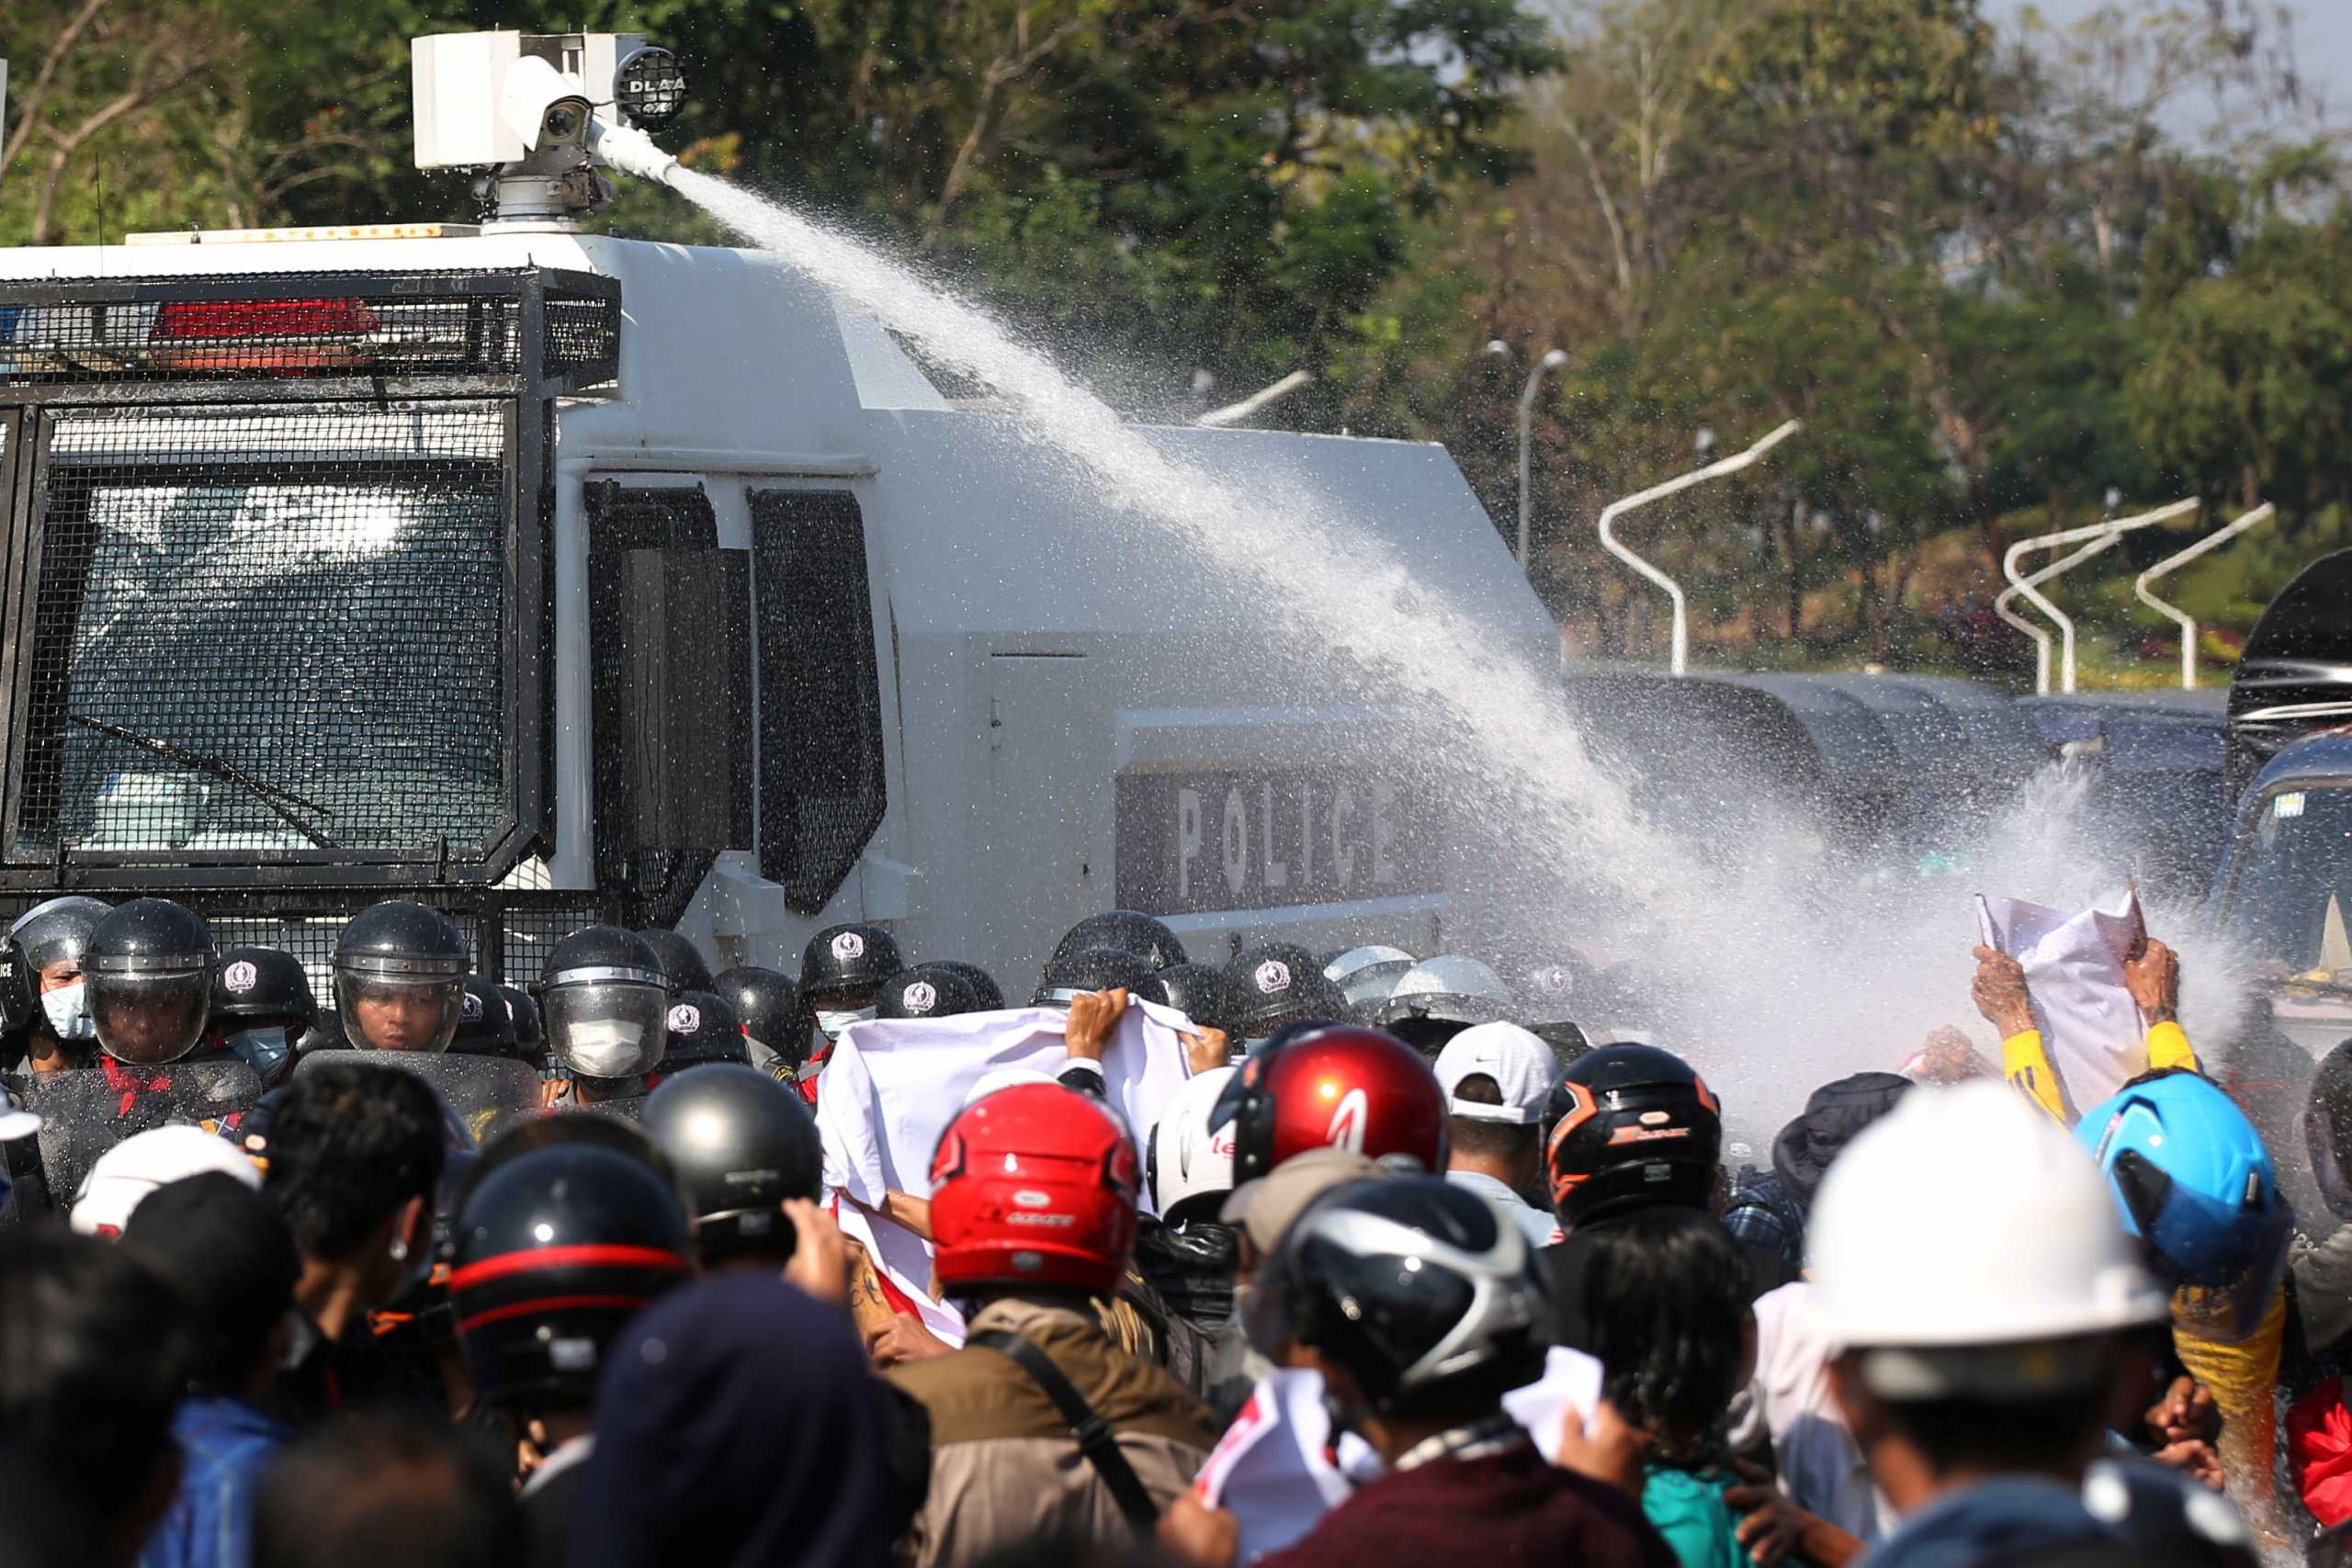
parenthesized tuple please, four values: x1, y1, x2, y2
(1640, 1465, 1756, 1568)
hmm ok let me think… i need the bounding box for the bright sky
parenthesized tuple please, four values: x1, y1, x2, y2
(1984, 0, 2352, 136)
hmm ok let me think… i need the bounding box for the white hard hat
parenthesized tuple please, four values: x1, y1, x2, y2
(73, 1125, 260, 1236)
(1809, 1082, 2166, 1389)
(1150, 1066, 1238, 1221)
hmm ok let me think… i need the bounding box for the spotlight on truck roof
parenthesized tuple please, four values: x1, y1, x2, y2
(615, 46, 688, 130)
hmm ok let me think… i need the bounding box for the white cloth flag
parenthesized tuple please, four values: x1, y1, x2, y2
(816, 1002, 1196, 1345)
(1975, 887, 2146, 1118)
(1198, 1348, 1606, 1562)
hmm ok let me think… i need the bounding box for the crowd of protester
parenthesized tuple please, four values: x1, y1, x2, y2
(0, 890, 2346, 1568)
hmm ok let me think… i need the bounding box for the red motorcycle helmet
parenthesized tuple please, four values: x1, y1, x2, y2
(928, 1082, 1140, 1296)
(1212, 1023, 1448, 1183)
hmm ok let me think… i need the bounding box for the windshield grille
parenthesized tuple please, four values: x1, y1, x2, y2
(10, 400, 509, 862)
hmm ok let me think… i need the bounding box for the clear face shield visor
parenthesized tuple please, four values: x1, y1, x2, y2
(336, 971, 465, 1054)
(87, 966, 211, 1066)
(545, 978, 670, 1080)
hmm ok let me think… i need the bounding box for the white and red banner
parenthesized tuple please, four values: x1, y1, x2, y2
(815, 1002, 1196, 1343)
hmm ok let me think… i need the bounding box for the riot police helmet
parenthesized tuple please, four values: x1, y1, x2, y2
(636, 930, 716, 995)
(1049, 911, 1189, 973)
(209, 946, 320, 1084)
(662, 990, 749, 1071)
(84, 898, 217, 1066)
(11, 896, 111, 976)
(711, 965, 802, 1069)
(540, 926, 670, 1082)
(1227, 942, 1350, 1044)
(1034, 946, 1169, 1009)
(879, 964, 984, 1022)
(332, 901, 469, 1054)
(448, 976, 520, 1057)
(923, 960, 1005, 1012)
(1158, 963, 1240, 1039)
(800, 923, 901, 998)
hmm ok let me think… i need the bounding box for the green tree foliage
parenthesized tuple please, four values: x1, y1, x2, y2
(1, 0, 2342, 670)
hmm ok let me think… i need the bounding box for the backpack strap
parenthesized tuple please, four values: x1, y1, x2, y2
(967, 1328, 1161, 1533)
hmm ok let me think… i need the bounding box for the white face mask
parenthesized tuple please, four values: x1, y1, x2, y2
(40, 982, 95, 1043)
(564, 1019, 650, 1080)
(816, 1007, 876, 1043)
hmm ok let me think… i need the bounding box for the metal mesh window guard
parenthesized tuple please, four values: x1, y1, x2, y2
(13, 400, 508, 862)
(0, 271, 618, 389)
(751, 489, 888, 914)
(0, 894, 611, 994)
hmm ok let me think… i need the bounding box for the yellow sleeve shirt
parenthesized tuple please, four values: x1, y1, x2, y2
(2001, 1020, 2199, 1125)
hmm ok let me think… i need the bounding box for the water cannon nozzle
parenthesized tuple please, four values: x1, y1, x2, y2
(589, 114, 683, 188)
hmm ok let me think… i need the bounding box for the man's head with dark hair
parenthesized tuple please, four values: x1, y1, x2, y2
(0, 1230, 193, 1568)
(264, 1060, 446, 1263)
(252, 1413, 522, 1568)
(121, 1170, 300, 1398)
(1577, 1206, 1753, 1468)
(1447, 1074, 1541, 1162)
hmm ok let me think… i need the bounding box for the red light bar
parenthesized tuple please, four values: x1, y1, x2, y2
(148, 296, 380, 373)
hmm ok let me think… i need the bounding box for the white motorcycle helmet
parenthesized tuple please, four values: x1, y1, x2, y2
(1149, 1066, 1238, 1226)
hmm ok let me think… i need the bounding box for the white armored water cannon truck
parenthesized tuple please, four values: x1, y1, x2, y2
(0, 33, 1555, 998)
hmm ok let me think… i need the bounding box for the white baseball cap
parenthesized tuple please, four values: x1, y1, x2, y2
(72, 1125, 260, 1236)
(1433, 1021, 1558, 1124)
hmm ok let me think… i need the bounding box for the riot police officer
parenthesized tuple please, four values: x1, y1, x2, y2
(636, 929, 716, 995)
(5, 897, 110, 1077)
(85, 898, 218, 1068)
(333, 901, 469, 1054)
(711, 964, 800, 1079)
(798, 921, 901, 1067)
(539, 926, 670, 1114)
(203, 945, 318, 1086)
(659, 989, 750, 1073)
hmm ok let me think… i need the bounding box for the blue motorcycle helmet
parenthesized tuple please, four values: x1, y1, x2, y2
(2075, 1069, 2292, 1343)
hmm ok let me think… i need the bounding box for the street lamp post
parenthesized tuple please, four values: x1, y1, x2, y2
(1518, 348, 1567, 570)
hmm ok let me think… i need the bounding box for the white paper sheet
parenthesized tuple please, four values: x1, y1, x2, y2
(1975, 887, 2146, 1119)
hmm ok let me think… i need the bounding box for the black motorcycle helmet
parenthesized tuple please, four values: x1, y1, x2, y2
(333, 901, 469, 1055)
(636, 930, 715, 995)
(642, 1064, 823, 1264)
(1158, 963, 1239, 1039)
(448, 976, 520, 1057)
(1034, 946, 1170, 1009)
(1244, 1175, 1546, 1416)
(1544, 1043, 1723, 1226)
(922, 960, 1005, 1012)
(1226, 942, 1349, 1043)
(878, 964, 983, 1021)
(539, 926, 669, 1081)
(84, 898, 217, 1066)
(1048, 911, 1189, 973)
(450, 1138, 694, 1412)
(711, 965, 803, 1070)
(209, 946, 320, 1083)
(800, 923, 902, 998)
(662, 989, 749, 1071)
